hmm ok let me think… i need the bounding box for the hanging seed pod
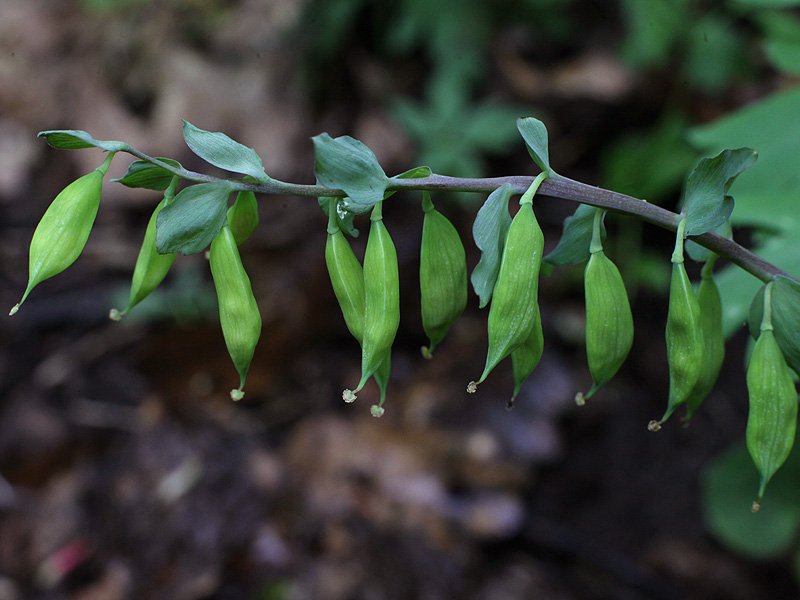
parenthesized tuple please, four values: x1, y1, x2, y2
(684, 256, 725, 421)
(227, 191, 259, 246)
(469, 180, 545, 391)
(650, 219, 703, 430)
(10, 152, 115, 315)
(419, 192, 467, 357)
(209, 224, 262, 400)
(581, 209, 633, 401)
(112, 176, 179, 319)
(346, 202, 400, 397)
(325, 212, 365, 344)
(747, 282, 798, 509)
(509, 307, 543, 408)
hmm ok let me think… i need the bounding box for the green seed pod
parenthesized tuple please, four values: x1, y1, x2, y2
(419, 192, 467, 357)
(350, 202, 400, 395)
(651, 219, 703, 429)
(471, 185, 544, 389)
(227, 191, 259, 246)
(746, 282, 798, 507)
(325, 216, 365, 344)
(10, 153, 114, 315)
(209, 224, 262, 400)
(582, 209, 633, 400)
(114, 177, 179, 318)
(684, 257, 725, 421)
(509, 307, 543, 408)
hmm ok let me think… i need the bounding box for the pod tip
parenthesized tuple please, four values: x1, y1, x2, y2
(421, 346, 433, 360)
(370, 405, 385, 418)
(109, 308, 123, 321)
(647, 420, 662, 432)
(9, 303, 19, 316)
(343, 389, 357, 403)
(466, 381, 478, 394)
(574, 392, 586, 406)
(230, 389, 244, 401)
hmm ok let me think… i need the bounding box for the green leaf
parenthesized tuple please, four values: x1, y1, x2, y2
(703, 440, 800, 559)
(38, 129, 129, 153)
(682, 148, 757, 236)
(470, 184, 514, 308)
(182, 120, 269, 182)
(731, 0, 800, 7)
(544, 204, 606, 267)
(156, 182, 233, 255)
(517, 117, 555, 176)
(758, 10, 800, 76)
(313, 133, 389, 211)
(748, 275, 800, 376)
(619, 0, 689, 68)
(113, 158, 184, 190)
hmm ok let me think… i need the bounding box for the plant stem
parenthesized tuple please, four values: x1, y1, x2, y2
(119, 148, 795, 285)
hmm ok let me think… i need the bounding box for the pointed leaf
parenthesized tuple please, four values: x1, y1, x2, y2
(38, 130, 129, 153)
(182, 120, 269, 182)
(113, 158, 184, 190)
(156, 182, 233, 255)
(517, 117, 555, 176)
(470, 184, 514, 308)
(682, 148, 757, 236)
(544, 204, 607, 266)
(313, 133, 389, 210)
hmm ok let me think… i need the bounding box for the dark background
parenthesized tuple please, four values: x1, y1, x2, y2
(1, 1, 797, 599)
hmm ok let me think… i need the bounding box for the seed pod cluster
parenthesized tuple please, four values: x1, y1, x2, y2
(11, 153, 115, 315)
(651, 220, 704, 430)
(581, 209, 633, 401)
(747, 282, 798, 508)
(684, 256, 725, 421)
(113, 176, 179, 319)
(209, 224, 262, 400)
(470, 183, 545, 391)
(419, 192, 467, 357)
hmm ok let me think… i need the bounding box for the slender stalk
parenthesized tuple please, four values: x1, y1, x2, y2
(118, 147, 795, 285)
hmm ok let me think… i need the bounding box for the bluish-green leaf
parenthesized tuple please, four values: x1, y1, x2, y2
(38, 130, 129, 153)
(470, 184, 514, 308)
(544, 204, 607, 266)
(182, 120, 269, 182)
(517, 117, 555, 176)
(703, 440, 800, 560)
(156, 182, 233, 255)
(313, 133, 389, 211)
(113, 158, 184, 190)
(682, 148, 756, 236)
(748, 275, 800, 376)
